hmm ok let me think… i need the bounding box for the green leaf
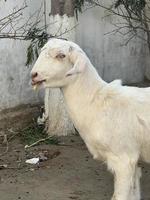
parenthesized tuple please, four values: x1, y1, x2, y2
(26, 31, 49, 66)
(26, 44, 34, 66)
(35, 47, 39, 59)
(74, 0, 85, 20)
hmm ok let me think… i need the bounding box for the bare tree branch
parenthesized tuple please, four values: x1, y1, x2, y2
(85, 0, 149, 50)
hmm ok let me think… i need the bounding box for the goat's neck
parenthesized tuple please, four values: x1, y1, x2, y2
(62, 64, 106, 126)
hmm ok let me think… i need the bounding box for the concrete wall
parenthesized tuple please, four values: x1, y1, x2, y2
(76, 5, 149, 84)
(0, 0, 149, 111)
(0, 0, 46, 111)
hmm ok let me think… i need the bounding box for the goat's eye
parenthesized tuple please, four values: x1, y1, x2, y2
(56, 53, 66, 59)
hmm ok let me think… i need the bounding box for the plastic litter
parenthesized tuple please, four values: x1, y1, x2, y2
(25, 157, 39, 165)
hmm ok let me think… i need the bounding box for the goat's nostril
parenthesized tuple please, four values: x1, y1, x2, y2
(31, 72, 38, 79)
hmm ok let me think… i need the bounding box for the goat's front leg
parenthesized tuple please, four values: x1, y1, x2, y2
(108, 156, 139, 200)
(131, 167, 141, 200)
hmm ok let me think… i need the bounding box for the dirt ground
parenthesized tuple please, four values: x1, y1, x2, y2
(0, 135, 150, 200)
(1, 83, 150, 200)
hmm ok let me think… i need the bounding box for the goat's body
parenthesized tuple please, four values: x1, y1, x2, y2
(63, 64, 150, 164)
(62, 63, 150, 200)
(32, 39, 150, 200)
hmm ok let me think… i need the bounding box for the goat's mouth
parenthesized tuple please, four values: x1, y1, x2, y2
(31, 79, 46, 86)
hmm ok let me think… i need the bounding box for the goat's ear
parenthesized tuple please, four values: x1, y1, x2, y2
(66, 47, 87, 76)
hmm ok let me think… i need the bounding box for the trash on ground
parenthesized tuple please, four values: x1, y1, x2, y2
(25, 157, 39, 165)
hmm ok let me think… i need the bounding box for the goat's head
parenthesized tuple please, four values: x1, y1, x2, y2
(31, 38, 88, 88)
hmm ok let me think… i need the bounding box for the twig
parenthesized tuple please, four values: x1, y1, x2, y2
(24, 136, 55, 149)
(44, 0, 47, 33)
(56, 24, 79, 38)
(7, 129, 20, 142)
(0, 134, 9, 157)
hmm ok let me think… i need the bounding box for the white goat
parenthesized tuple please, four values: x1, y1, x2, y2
(31, 38, 150, 200)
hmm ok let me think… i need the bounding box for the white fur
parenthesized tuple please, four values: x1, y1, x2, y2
(31, 38, 150, 200)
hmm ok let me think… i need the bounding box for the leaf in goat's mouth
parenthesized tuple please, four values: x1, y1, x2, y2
(32, 80, 45, 90)
(33, 85, 38, 90)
